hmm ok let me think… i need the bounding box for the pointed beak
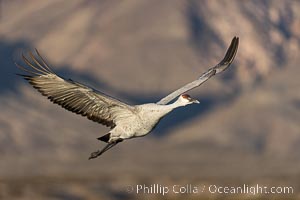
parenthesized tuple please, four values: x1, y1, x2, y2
(192, 99, 200, 104)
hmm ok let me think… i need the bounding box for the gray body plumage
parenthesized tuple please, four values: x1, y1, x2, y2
(100, 104, 171, 141)
(17, 37, 239, 159)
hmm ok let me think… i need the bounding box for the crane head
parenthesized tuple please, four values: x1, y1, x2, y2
(179, 94, 200, 105)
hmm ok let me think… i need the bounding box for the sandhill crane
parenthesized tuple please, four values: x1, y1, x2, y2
(17, 37, 239, 159)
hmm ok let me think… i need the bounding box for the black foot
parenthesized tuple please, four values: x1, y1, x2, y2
(89, 150, 101, 160)
(88, 140, 122, 160)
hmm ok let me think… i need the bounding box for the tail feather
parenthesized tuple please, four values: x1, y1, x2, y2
(97, 133, 110, 143)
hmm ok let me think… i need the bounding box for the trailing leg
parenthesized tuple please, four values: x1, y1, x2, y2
(88, 138, 123, 160)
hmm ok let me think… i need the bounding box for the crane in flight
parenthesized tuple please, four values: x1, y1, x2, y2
(17, 37, 239, 159)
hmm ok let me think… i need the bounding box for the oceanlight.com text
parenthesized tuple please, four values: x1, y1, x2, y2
(125, 184, 294, 196)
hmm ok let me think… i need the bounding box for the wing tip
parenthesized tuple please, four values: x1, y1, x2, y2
(215, 36, 239, 73)
(16, 49, 54, 77)
(225, 36, 239, 63)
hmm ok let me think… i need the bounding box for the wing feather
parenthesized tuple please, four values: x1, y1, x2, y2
(157, 36, 239, 105)
(17, 50, 135, 129)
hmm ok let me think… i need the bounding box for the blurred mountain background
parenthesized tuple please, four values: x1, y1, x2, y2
(0, 0, 300, 199)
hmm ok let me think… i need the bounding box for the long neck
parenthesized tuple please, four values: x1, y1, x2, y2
(152, 99, 187, 119)
(163, 98, 187, 111)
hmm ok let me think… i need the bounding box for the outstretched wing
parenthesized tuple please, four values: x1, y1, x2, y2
(17, 50, 135, 129)
(157, 36, 239, 105)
